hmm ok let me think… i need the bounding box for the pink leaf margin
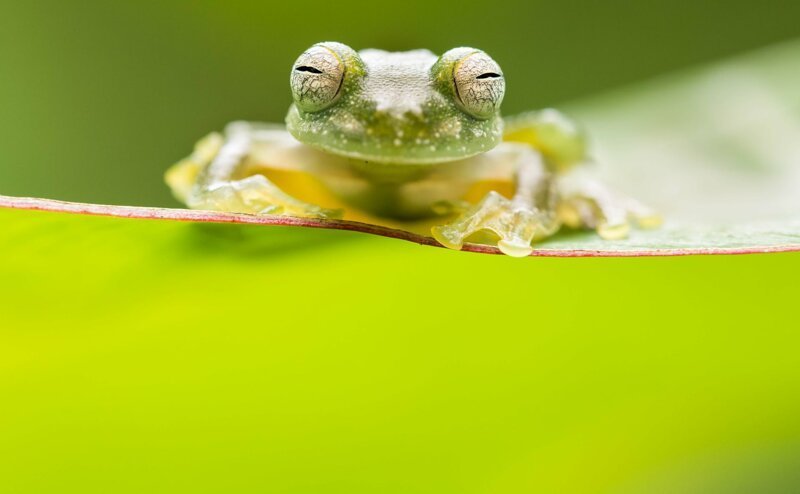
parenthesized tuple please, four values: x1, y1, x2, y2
(1, 195, 798, 257)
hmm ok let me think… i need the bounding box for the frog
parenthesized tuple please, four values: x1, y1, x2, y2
(166, 41, 659, 257)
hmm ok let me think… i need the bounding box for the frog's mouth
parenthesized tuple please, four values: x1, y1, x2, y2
(305, 138, 496, 165)
(286, 104, 503, 165)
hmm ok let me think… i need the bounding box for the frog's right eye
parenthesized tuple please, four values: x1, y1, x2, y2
(452, 52, 505, 119)
(290, 46, 345, 112)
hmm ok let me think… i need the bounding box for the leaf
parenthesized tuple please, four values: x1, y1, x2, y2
(3, 43, 800, 256)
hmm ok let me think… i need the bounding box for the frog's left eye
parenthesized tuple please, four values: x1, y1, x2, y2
(290, 45, 345, 112)
(453, 52, 505, 119)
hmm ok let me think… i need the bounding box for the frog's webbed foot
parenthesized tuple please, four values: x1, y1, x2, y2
(432, 147, 558, 257)
(188, 175, 342, 219)
(557, 175, 661, 239)
(432, 191, 558, 257)
(180, 121, 342, 219)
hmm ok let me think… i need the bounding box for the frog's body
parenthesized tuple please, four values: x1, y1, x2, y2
(166, 42, 658, 256)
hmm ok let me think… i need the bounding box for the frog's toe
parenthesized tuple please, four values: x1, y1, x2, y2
(629, 202, 663, 230)
(497, 237, 534, 258)
(558, 184, 661, 240)
(431, 191, 558, 257)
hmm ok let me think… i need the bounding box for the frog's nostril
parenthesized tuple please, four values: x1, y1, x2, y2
(476, 72, 502, 79)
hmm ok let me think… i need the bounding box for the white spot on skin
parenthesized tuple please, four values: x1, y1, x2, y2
(331, 112, 364, 136)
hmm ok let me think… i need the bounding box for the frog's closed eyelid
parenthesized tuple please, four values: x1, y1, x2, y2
(450, 52, 505, 119)
(290, 45, 346, 112)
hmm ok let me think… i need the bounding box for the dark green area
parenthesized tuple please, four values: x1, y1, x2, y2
(2, 1, 800, 206)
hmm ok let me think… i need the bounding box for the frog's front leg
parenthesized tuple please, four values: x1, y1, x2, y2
(504, 109, 660, 240)
(166, 122, 341, 218)
(432, 146, 559, 257)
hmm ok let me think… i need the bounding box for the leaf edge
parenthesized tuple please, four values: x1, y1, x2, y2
(1, 195, 798, 258)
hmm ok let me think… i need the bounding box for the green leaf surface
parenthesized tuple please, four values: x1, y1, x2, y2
(2, 200, 800, 494)
(2, 42, 800, 494)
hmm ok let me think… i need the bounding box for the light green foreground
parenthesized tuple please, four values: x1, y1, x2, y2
(1, 208, 799, 493)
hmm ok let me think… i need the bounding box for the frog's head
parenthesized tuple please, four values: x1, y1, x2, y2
(286, 42, 505, 164)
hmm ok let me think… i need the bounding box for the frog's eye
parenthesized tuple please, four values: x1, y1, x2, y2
(453, 52, 505, 119)
(290, 45, 345, 112)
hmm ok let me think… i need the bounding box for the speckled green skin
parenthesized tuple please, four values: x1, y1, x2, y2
(286, 42, 503, 167)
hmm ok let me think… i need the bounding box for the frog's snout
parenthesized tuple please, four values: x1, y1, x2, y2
(361, 109, 463, 152)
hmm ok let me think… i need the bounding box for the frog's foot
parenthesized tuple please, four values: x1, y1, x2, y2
(431, 191, 559, 257)
(165, 132, 224, 203)
(558, 179, 661, 239)
(188, 175, 343, 219)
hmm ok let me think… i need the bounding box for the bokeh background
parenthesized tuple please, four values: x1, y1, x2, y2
(2, 2, 800, 494)
(3, 0, 800, 206)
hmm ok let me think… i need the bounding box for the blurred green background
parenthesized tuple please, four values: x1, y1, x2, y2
(2, 2, 800, 494)
(2, 0, 800, 206)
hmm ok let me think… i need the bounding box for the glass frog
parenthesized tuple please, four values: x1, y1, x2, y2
(166, 41, 659, 256)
